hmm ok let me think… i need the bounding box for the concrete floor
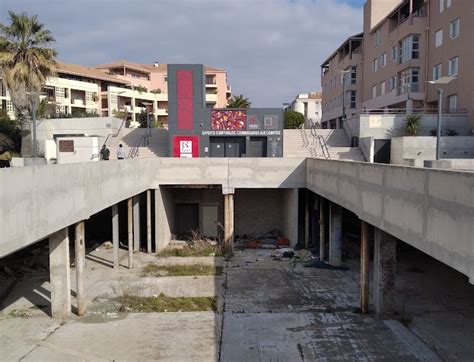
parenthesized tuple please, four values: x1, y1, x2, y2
(0, 247, 470, 361)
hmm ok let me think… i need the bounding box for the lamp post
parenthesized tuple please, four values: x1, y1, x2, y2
(140, 101, 154, 143)
(427, 76, 456, 160)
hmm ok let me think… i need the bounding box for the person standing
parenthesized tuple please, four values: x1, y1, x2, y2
(99, 144, 110, 160)
(116, 144, 126, 160)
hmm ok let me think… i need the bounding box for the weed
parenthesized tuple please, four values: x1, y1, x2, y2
(158, 240, 222, 257)
(8, 309, 31, 319)
(118, 293, 217, 313)
(142, 264, 223, 277)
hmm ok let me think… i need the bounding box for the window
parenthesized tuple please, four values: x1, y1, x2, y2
(440, 0, 444, 13)
(375, 29, 382, 46)
(448, 94, 457, 111)
(433, 63, 442, 81)
(391, 46, 398, 62)
(304, 102, 308, 117)
(446, 0, 452, 8)
(448, 56, 459, 75)
(400, 34, 420, 63)
(381, 53, 387, 67)
(350, 66, 357, 84)
(389, 76, 397, 91)
(349, 91, 356, 108)
(373, 58, 378, 72)
(398, 68, 420, 94)
(450, 18, 460, 39)
(381, 81, 386, 95)
(372, 85, 377, 98)
(435, 29, 443, 47)
(164, 76, 168, 82)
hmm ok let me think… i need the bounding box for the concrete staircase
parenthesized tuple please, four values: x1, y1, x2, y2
(106, 128, 169, 159)
(283, 129, 366, 161)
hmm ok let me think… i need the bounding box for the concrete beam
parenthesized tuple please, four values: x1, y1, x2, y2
(49, 227, 71, 321)
(373, 228, 397, 315)
(74, 221, 86, 316)
(329, 203, 342, 266)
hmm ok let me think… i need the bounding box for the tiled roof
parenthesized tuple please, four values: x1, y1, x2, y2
(57, 61, 129, 84)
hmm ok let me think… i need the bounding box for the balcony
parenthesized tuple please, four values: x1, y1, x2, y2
(72, 99, 85, 107)
(205, 94, 218, 103)
(156, 108, 168, 116)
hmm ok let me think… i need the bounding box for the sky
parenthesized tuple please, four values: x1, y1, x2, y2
(0, 0, 364, 107)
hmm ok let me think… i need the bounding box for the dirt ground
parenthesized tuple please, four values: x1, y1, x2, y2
(0, 246, 472, 361)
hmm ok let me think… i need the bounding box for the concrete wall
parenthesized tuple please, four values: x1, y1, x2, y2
(281, 188, 299, 246)
(391, 136, 474, 165)
(155, 186, 175, 252)
(306, 158, 474, 283)
(359, 137, 374, 162)
(358, 114, 471, 139)
(234, 189, 283, 238)
(424, 159, 474, 172)
(56, 137, 100, 164)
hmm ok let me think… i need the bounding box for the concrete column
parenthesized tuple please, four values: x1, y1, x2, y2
(112, 204, 119, 269)
(74, 221, 86, 316)
(146, 190, 152, 253)
(133, 195, 140, 252)
(373, 228, 397, 315)
(155, 187, 173, 253)
(329, 202, 342, 266)
(360, 220, 369, 314)
(406, 99, 414, 114)
(223, 193, 234, 254)
(282, 188, 298, 246)
(127, 197, 133, 269)
(304, 191, 310, 249)
(49, 227, 71, 321)
(319, 198, 326, 261)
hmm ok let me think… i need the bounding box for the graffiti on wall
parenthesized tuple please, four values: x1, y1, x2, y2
(211, 110, 247, 130)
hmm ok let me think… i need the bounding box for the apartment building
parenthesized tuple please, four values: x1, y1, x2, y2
(0, 60, 232, 127)
(321, 0, 473, 128)
(289, 92, 323, 127)
(321, 33, 363, 128)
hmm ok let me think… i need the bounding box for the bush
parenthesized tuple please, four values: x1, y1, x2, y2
(404, 115, 421, 136)
(444, 129, 458, 136)
(284, 110, 305, 129)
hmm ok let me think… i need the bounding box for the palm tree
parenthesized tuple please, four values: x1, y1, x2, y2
(227, 94, 251, 108)
(0, 11, 57, 156)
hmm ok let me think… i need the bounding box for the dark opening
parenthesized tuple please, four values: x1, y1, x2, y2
(175, 203, 199, 237)
(248, 137, 267, 157)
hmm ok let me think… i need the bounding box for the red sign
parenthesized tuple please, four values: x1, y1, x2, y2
(176, 70, 194, 130)
(173, 135, 199, 158)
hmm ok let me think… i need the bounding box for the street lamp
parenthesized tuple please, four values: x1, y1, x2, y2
(427, 76, 456, 160)
(140, 101, 154, 141)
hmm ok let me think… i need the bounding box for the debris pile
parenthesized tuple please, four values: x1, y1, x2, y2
(235, 229, 290, 250)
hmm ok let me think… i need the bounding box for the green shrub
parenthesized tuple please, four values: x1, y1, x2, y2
(404, 115, 422, 136)
(284, 110, 305, 129)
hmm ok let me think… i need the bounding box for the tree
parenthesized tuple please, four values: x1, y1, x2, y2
(284, 109, 305, 129)
(0, 108, 20, 153)
(137, 109, 154, 128)
(404, 115, 422, 136)
(0, 11, 58, 156)
(227, 94, 251, 108)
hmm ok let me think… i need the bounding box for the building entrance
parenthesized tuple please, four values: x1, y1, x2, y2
(210, 137, 246, 157)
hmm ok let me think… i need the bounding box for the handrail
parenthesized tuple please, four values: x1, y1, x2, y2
(128, 134, 148, 159)
(102, 118, 126, 149)
(307, 119, 330, 159)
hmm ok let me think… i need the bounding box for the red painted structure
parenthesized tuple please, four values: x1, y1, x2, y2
(172, 135, 199, 158)
(176, 70, 194, 131)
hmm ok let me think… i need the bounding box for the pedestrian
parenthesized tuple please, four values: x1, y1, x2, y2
(99, 144, 110, 160)
(116, 144, 126, 160)
(0, 150, 12, 168)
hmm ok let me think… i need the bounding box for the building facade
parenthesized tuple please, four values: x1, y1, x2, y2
(289, 92, 322, 127)
(0, 60, 232, 128)
(321, 0, 473, 128)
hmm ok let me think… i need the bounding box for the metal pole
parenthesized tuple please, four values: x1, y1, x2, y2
(436, 88, 442, 160)
(341, 75, 346, 129)
(147, 112, 150, 142)
(32, 97, 37, 158)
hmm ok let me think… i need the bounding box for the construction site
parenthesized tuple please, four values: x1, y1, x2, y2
(1, 64, 473, 361)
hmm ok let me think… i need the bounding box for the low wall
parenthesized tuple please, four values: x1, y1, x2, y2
(358, 114, 470, 139)
(359, 137, 373, 163)
(391, 136, 474, 165)
(306, 159, 474, 283)
(425, 159, 474, 171)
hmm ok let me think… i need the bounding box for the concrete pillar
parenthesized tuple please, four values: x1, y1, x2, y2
(127, 197, 133, 269)
(74, 221, 86, 316)
(319, 198, 326, 261)
(155, 187, 173, 253)
(223, 193, 234, 254)
(133, 195, 140, 252)
(146, 190, 152, 253)
(112, 204, 119, 269)
(282, 188, 298, 246)
(304, 191, 310, 249)
(360, 220, 369, 314)
(329, 202, 342, 266)
(49, 227, 71, 321)
(373, 228, 397, 315)
(406, 99, 414, 114)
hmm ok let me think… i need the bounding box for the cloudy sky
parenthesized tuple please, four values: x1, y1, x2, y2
(0, 0, 364, 107)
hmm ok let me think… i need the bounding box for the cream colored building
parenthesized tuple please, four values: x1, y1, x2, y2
(321, 0, 473, 128)
(1, 60, 232, 128)
(289, 92, 323, 127)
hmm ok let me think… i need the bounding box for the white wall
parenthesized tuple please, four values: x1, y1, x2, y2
(56, 137, 100, 164)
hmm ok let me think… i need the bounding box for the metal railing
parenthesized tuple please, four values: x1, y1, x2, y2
(128, 134, 149, 159)
(359, 108, 468, 115)
(307, 119, 330, 159)
(102, 118, 127, 149)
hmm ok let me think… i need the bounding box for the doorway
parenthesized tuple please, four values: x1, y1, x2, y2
(248, 137, 267, 157)
(175, 203, 199, 236)
(210, 137, 246, 157)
